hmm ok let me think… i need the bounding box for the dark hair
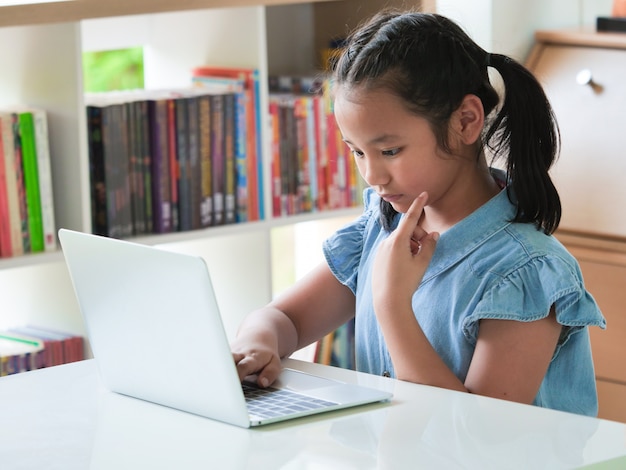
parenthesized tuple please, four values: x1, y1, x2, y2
(331, 10, 561, 234)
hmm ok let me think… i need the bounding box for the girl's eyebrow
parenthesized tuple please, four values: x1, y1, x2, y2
(342, 134, 401, 146)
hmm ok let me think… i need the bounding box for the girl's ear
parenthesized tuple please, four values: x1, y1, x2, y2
(451, 94, 485, 145)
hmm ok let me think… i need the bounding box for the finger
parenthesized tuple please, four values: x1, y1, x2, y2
(397, 192, 428, 234)
(235, 355, 264, 382)
(255, 357, 283, 388)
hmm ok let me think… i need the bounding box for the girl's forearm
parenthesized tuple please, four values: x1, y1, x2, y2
(375, 303, 468, 393)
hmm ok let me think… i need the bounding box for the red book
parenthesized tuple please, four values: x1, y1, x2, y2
(0, 117, 12, 257)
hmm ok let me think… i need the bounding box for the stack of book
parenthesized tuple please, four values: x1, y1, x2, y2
(0, 325, 84, 376)
(268, 75, 367, 218)
(0, 108, 56, 258)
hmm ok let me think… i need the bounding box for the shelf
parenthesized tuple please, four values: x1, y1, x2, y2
(0, 207, 362, 270)
(534, 27, 626, 50)
(0, 0, 336, 28)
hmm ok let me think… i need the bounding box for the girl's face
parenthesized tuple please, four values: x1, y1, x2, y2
(333, 86, 466, 214)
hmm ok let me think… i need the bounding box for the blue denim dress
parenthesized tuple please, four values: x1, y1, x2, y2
(323, 187, 606, 416)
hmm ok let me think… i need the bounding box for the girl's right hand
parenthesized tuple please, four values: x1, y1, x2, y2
(231, 339, 283, 388)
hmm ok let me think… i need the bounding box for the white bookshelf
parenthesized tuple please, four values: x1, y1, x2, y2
(0, 1, 365, 344)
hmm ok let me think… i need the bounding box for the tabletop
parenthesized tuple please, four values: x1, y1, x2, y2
(0, 358, 625, 469)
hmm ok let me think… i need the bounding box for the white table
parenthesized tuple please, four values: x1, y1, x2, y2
(0, 358, 625, 469)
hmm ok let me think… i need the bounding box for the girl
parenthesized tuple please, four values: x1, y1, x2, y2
(231, 10, 605, 416)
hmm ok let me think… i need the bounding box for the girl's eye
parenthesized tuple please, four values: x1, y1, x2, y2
(382, 148, 401, 157)
(350, 149, 364, 158)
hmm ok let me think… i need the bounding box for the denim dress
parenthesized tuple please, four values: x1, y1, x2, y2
(323, 187, 606, 416)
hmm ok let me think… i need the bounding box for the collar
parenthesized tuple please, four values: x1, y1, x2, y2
(420, 188, 517, 282)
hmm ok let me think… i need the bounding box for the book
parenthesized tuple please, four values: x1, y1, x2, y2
(86, 104, 108, 236)
(268, 99, 282, 217)
(11, 112, 31, 252)
(147, 97, 172, 233)
(30, 109, 56, 251)
(174, 96, 192, 231)
(223, 93, 237, 225)
(186, 95, 203, 229)
(0, 112, 23, 256)
(126, 100, 147, 235)
(104, 103, 133, 238)
(197, 94, 213, 227)
(210, 93, 226, 225)
(17, 113, 41, 251)
(166, 98, 179, 232)
(0, 118, 12, 257)
(138, 99, 153, 234)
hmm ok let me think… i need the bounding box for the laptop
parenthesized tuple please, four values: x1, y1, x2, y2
(58, 229, 392, 428)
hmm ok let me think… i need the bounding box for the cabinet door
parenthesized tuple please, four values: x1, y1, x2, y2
(531, 45, 626, 238)
(578, 257, 626, 422)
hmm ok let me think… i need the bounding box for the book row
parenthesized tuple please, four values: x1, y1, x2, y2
(0, 109, 56, 258)
(269, 75, 366, 217)
(0, 325, 84, 376)
(87, 69, 264, 238)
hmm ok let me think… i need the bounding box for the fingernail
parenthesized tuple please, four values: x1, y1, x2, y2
(260, 377, 269, 388)
(433, 232, 440, 241)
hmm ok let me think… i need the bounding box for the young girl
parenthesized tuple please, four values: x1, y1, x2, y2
(231, 10, 605, 416)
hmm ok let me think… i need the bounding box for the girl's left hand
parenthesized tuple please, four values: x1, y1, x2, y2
(372, 192, 439, 311)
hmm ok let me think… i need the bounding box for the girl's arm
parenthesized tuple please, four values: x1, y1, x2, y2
(231, 263, 355, 387)
(372, 193, 562, 404)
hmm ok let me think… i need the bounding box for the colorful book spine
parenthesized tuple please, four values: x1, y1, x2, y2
(30, 109, 56, 251)
(174, 96, 192, 231)
(186, 95, 202, 230)
(12, 113, 30, 252)
(166, 99, 179, 232)
(234, 88, 248, 223)
(197, 94, 213, 227)
(210, 93, 225, 225)
(223, 93, 237, 225)
(147, 99, 172, 233)
(0, 113, 23, 256)
(0, 117, 12, 257)
(17, 111, 43, 252)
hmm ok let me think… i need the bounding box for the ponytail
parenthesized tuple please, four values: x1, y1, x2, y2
(484, 53, 561, 234)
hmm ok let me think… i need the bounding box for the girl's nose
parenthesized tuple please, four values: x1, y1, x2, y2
(359, 157, 388, 187)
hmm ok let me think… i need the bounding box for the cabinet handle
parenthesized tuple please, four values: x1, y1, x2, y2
(576, 69, 603, 93)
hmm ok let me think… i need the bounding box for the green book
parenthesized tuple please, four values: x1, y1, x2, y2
(18, 111, 44, 252)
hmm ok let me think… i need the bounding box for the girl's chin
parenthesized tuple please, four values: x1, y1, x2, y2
(389, 201, 410, 213)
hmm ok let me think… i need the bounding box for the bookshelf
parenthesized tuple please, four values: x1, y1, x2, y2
(0, 0, 419, 348)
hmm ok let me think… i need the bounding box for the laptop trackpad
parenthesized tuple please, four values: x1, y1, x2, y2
(274, 368, 342, 392)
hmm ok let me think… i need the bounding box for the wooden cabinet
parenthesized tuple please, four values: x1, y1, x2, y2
(528, 30, 626, 422)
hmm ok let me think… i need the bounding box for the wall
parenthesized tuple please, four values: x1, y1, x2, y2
(433, 0, 613, 60)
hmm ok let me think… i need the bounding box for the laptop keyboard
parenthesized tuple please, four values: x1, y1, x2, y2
(242, 382, 338, 420)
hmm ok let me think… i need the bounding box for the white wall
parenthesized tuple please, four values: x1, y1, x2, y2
(433, 0, 614, 60)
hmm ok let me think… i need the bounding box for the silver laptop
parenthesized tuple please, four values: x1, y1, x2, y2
(58, 229, 391, 428)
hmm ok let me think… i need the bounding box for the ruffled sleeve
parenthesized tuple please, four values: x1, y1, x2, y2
(322, 188, 380, 294)
(462, 255, 606, 354)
